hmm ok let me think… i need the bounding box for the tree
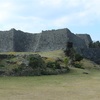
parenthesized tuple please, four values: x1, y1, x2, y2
(64, 42, 83, 68)
(89, 41, 100, 48)
(64, 42, 75, 60)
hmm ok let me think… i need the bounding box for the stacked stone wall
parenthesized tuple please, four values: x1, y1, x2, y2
(0, 28, 93, 53)
(0, 30, 14, 52)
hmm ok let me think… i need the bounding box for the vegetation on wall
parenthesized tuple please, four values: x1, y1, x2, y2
(64, 42, 83, 69)
(89, 41, 100, 48)
(0, 53, 69, 76)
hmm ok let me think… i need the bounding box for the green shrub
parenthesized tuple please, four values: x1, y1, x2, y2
(74, 54, 83, 61)
(55, 61, 61, 69)
(89, 41, 100, 48)
(0, 64, 5, 68)
(46, 61, 61, 69)
(13, 66, 23, 73)
(64, 57, 69, 66)
(73, 62, 84, 69)
(29, 55, 45, 69)
(46, 62, 56, 69)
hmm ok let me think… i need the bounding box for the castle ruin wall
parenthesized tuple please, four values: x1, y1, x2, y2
(0, 30, 14, 52)
(0, 28, 92, 52)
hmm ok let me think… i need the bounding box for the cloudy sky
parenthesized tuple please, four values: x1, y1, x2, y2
(0, 0, 100, 40)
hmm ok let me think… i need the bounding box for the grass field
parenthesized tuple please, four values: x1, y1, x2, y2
(0, 50, 100, 100)
(0, 68, 100, 100)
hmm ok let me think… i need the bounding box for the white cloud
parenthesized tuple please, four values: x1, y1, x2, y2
(39, 0, 63, 8)
(0, 0, 100, 38)
(52, 16, 71, 28)
(55, 0, 100, 26)
(0, 1, 13, 22)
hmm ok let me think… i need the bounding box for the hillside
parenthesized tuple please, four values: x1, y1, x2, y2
(0, 50, 99, 76)
(0, 28, 100, 76)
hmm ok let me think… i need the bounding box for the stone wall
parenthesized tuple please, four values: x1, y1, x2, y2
(35, 28, 87, 52)
(35, 28, 69, 51)
(0, 28, 92, 52)
(76, 34, 92, 47)
(80, 48, 100, 64)
(13, 30, 37, 52)
(67, 32, 87, 49)
(0, 28, 100, 64)
(0, 29, 14, 52)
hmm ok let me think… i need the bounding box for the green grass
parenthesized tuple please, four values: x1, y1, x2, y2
(0, 68, 100, 100)
(0, 51, 100, 100)
(0, 50, 65, 59)
(38, 50, 65, 58)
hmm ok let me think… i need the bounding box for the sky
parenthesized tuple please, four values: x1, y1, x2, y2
(0, 0, 100, 41)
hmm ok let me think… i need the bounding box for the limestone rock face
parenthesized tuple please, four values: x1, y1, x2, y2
(0, 28, 92, 52)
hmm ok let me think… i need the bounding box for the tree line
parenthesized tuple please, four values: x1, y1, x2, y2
(89, 41, 100, 48)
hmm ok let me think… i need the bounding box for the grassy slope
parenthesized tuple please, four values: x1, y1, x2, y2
(0, 50, 100, 100)
(0, 50, 65, 72)
(0, 50, 99, 71)
(38, 50, 65, 58)
(0, 50, 65, 59)
(0, 68, 100, 100)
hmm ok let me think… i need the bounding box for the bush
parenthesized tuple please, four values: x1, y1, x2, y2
(0, 64, 5, 68)
(29, 54, 45, 69)
(73, 62, 84, 69)
(74, 53, 83, 61)
(46, 61, 61, 69)
(89, 41, 100, 48)
(64, 57, 69, 66)
(12, 66, 24, 74)
(55, 61, 61, 69)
